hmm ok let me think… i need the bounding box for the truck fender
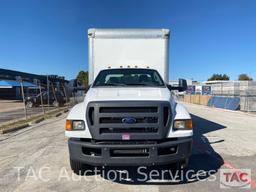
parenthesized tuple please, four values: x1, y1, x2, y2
(173, 103, 191, 120)
(65, 103, 92, 138)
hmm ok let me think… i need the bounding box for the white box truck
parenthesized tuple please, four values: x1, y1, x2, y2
(65, 29, 193, 174)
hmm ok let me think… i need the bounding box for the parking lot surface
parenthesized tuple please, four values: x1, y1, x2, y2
(0, 103, 256, 192)
(0, 99, 65, 125)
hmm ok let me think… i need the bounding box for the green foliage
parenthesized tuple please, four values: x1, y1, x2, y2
(76, 71, 88, 87)
(238, 74, 253, 81)
(207, 74, 230, 81)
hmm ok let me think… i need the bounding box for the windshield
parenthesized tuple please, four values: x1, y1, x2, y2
(93, 69, 165, 87)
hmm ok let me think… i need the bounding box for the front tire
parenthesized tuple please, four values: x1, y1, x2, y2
(53, 100, 59, 107)
(176, 158, 189, 169)
(70, 159, 94, 175)
(26, 101, 33, 108)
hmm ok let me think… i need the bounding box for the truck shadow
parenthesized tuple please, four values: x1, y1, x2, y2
(92, 114, 226, 185)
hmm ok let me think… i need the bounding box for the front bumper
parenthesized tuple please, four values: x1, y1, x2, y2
(68, 137, 192, 166)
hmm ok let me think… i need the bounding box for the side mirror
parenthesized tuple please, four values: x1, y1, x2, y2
(178, 79, 187, 92)
(167, 79, 187, 92)
(167, 84, 172, 91)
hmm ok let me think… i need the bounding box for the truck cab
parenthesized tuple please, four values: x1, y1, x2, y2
(65, 29, 193, 174)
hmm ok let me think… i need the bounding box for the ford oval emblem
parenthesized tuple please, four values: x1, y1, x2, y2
(122, 117, 136, 124)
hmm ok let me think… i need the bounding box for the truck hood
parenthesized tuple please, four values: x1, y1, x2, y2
(85, 87, 171, 102)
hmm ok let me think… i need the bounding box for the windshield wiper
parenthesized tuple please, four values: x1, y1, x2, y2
(125, 83, 152, 86)
(104, 83, 127, 86)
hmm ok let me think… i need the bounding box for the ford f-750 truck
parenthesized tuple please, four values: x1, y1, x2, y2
(65, 29, 193, 174)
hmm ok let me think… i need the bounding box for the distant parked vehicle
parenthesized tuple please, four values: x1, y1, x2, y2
(25, 91, 65, 108)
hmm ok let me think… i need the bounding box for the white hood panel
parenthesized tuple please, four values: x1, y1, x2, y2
(85, 87, 171, 102)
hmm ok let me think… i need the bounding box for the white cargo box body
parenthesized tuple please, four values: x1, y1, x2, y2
(88, 28, 170, 84)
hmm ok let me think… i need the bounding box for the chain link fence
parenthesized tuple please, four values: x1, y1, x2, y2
(0, 78, 77, 127)
(179, 81, 256, 112)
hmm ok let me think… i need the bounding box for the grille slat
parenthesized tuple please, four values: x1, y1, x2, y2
(100, 117, 158, 124)
(98, 113, 159, 118)
(97, 123, 159, 128)
(99, 107, 157, 113)
(100, 127, 158, 134)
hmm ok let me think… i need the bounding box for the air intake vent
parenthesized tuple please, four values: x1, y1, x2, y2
(99, 107, 157, 113)
(163, 106, 169, 127)
(100, 127, 158, 134)
(86, 101, 172, 140)
(99, 117, 158, 124)
(88, 107, 94, 125)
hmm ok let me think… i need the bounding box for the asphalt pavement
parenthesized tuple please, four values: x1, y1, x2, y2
(0, 103, 256, 192)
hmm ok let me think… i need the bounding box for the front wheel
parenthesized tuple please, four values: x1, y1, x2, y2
(53, 101, 59, 107)
(70, 159, 94, 175)
(176, 158, 189, 169)
(26, 101, 33, 108)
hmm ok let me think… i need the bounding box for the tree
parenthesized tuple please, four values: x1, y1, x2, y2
(238, 74, 253, 81)
(208, 74, 230, 81)
(76, 71, 88, 87)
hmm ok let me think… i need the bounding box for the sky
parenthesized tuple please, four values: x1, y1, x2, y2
(0, 0, 256, 81)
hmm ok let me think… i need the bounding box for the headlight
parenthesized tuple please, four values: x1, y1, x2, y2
(66, 120, 85, 131)
(174, 119, 192, 130)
